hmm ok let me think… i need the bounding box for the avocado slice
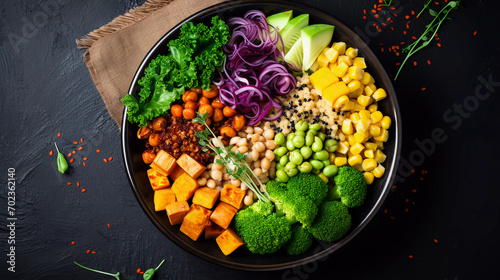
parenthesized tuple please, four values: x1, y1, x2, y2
(301, 24, 335, 71)
(280, 14, 309, 54)
(266, 10, 293, 34)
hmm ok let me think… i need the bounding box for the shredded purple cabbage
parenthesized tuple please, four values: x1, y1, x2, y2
(216, 10, 296, 125)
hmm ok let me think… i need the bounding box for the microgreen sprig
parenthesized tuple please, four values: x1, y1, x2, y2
(74, 261, 121, 280)
(394, 0, 461, 80)
(193, 112, 270, 203)
(383, 0, 393, 7)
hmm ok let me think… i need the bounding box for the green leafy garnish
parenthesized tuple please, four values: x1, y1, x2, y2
(54, 142, 68, 174)
(74, 261, 120, 280)
(122, 16, 230, 126)
(394, 1, 461, 80)
(143, 259, 165, 280)
(193, 112, 270, 203)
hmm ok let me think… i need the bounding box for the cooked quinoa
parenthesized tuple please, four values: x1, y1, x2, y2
(270, 73, 348, 141)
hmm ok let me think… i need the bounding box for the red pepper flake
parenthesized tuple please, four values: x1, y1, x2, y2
(381, 22, 386, 26)
(107, 223, 111, 228)
(405, 15, 410, 19)
(384, 208, 388, 214)
(363, 9, 366, 14)
(72, 150, 76, 154)
(57, 133, 61, 137)
(137, 268, 141, 274)
(403, 30, 407, 35)
(413, 61, 417, 66)
(409, 255, 414, 259)
(392, 185, 397, 189)
(391, 7, 395, 10)
(69, 158, 74, 163)
(411, 10, 415, 15)
(83, 162, 87, 167)
(400, 42, 405, 45)
(363, 16, 367, 20)
(67, 182, 72, 186)
(67, 153, 72, 157)
(411, 189, 417, 193)
(406, 20, 411, 29)
(427, 60, 431, 65)
(473, 30, 477, 36)
(371, 9, 377, 13)
(390, 216, 395, 220)
(87, 250, 90, 254)
(421, 87, 427, 91)
(140, 272, 144, 275)
(108, 157, 113, 162)
(73, 141, 78, 145)
(396, 62, 401, 66)
(390, 26, 394, 31)
(77, 182, 80, 187)
(71, 241, 75, 245)
(83, 157, 88, 161)
(81, 189, 86, 193)
(434, 239, 438, 243)
(103, 158, 108, 163)
(381, 47, 384, 52)
(96, 149, 101, 153)
(80, 138, 84, 143)
(49, 150, 53, 156)
(386, 17, 391, 21)
(404, 208, 409, 212)
(405, 198, 410, 203)
(393, 12, 397, 16)
(437, 43, 442, 47)
(91, 251, 96, 254)
(78, 147, 83, 151)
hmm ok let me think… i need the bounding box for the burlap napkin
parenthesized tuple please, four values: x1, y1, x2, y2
(77, 0, 226, 128)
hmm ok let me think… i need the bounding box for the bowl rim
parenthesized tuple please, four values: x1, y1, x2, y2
(121, 0, 402, 271)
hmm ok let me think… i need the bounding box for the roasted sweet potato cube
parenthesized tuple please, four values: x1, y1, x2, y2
(176, 153, 206, 179)
(180, 204, 212, 241)
(150, 150, 177, 176)
(210, 202, 238, 229)
(147, 168, 170, 191)
(192, 187, 220, 209)
(220, 184, 246, 209)
(205, 220, 225, 239)
(216, 228, 245, 256)
(169, 165, 187, 181)
(171, 173, 199, 201)
(153, 188, 176, 211)
(165, 201, 190, 225)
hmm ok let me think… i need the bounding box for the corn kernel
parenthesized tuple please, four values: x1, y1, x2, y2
(332, 62, 349, 77)
(370, 111, 383, 124)
(347, 135, 356, 146)
(348, 66, 364, 80)
(356, 119, 371, 133)
(375, 141, 384, 149)
(362, 158, 377, 172)
(350, 112, 360, 124)
(364, 83, 376, 96)
(345, 47, 358, 59)
(365, 142, 377, 151)
(309, 61, 319, 72)
(337, 55, 352, 66)
(347, 80, 361, 92)
(381, 116, 392, 129)
(325, 47, 339, 63)
(334, 156, 347, 166)
(351, 101, 365, 112)
(342, 73, 352, 83)
(354, 132, 366, 143)
(348, 87, 364, 99)
(375, 149, 387, 163)
(369, 125, 381, 137)
(359, 109, 371, 121)
(329, 62, 337, 70)
(329, 153, 336, 165)
(342, 119, 354, 135)
(372, 88, 387, 101)
(364, 172, 375, 185)
(354, 165, 364, 172)
(350, 143, 364, 155)
(318, 173, 329, 183)
(353, 57, 367, 69)
(360, 72, 372, 85)
(337, 141, 349, 154)
(357, 95, 372, 107)
(341, 100, 355, 111)
(364, 149, 374, 158)
(333, 95, 350, 109)
(373, 128, 389, 142)
(332, 42, 346, 55)
(368, 103, 378, 113)
(348, 154, 363, 166)
(373, 164, 385, 178)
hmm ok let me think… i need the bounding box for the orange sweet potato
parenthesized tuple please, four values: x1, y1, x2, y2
(165, 201, 190, 225)
(210, 202, 238, 229)
(147, 168, 170, 191)
(153, 188, 176, 211)
(176, 153, 206, 179)
(171, 173, 199, 201)
(216, 228, 245, 256)
(169, 165, 187, 181)
(192, 187, 220, 209)
(180, 204, 212, 241)
(220, 184, 246, 209)
(150, 150, 177, 176)
(204, 220, 225, 239)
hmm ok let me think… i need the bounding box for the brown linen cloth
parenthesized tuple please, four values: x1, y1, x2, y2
(77, 0, 226, 128)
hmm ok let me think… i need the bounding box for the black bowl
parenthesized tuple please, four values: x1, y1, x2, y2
(122, 0, 401, 271)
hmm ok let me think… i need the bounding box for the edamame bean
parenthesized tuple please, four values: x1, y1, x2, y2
(274, 133, 285, 145)
(286, 168, 298, 177)
(276, 170, 289, 182)
(276, 163, 284, 170)
(279, 155, 289, 166)
(295, 120, 309, 131)
(324, 139, 338, 153)
(322, 165, 338, 177)
(329, 153, 336, 165)
(295, 131, 305, 137)
(287, 133, 295, 141)
(284, 162, 296, 171)
(300, 146, 313, 159)
(317, 132, 326, 142)
(310, 123, 322, 131)
(275, 147, 288, 157)
(305, 131, 314, 146)
(292, 135, 305, 148)
(315, 150, 330, 161)
(289, 150, 303, 165)
(310, 159, 324, 170)
(286, 140, 296, 151)
(312, 169, 320, 174)
(298, 162, 313, 173)
(322, 160, 331, 167)
(311, 136, 323, 152)
(308, 129, 317, 136)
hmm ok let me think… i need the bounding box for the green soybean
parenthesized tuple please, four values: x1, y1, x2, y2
(298, 162, 313, 173)
(310, 123, 322, 131)
(308, 129, 317, 136)
(315, 150, 330, 161)
(310, 159, 324, 170)
(322, 160, 331, 167)
(285, 162, 297, 171)
(312, 136, 323, 152)
(295, 130, 305, 137)
(287, 133, 296, 141)
(275, 147, 288, 157)
(312, 169, 321, 174)
(295, 120, 309, 131)
(286, 140, 296, 151)
(289, 150, 304, 165)
(305, 131, 314, 146)
(300, 146, 313, 159)
(323, 165, 339, 177)
(286, 168, 298, 177)
(317, 132, 326, 142)
(324, 139, 338, 153)
(292, 135, 305, 148)
(274, 133, 285, 145)
(276, 163, 284, 170)
(279, 155, 289, 166)
(276, 170, 289, 182)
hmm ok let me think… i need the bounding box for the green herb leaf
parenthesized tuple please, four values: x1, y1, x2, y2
(202, 148, 208, 152)
(143, 259, 165, 280)
(74, 261, 120, 280)
(54, 143, 68, 174)
(198, 140, 206, 146)
(429, 8, 437, 16)
(215, 159, 223, 165)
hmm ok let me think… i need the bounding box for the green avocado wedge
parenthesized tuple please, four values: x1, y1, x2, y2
(301, 24, 335, 71)
(280, 14, 309, 54)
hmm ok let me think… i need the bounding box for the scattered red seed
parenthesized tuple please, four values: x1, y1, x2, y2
(83, 157, 88, 161)
(420, 177, 424, 180)
(91, 251, 96, 254)
(81, 189, 86, 193)
(427, 60, 431, 65)
(395, 52, 400, 56)
(77, 182, 80, 187)
(390, 216, 395, 220)
(96, 149, 101, 153)
(404, 208, 409, 212)
(87, 250, 90, 254)
(375, 14, 380, 18)
(57, 133, 61, 137)
(363, 16, 367, 20)
(80, 138, 84, 143)
(381, 47, 384, 52)
(363, 9, 366, 14)
(412, 189, 417, 193)
(67, 182, 72, 186)
(70, 158, 74, 163)
(421, 87, 427, 91)
(409, 255, 414, 259)
(83, 162, 87, 167)
(78, 147, 83, 150)
(103, 158, 108, 163)
(437, 43, 442, 47)
(435, 1, 439, 5)
(405, 198, 410, 203)
(406, 20, 411, 29)
(108, 157, 113, 161)
(405, 15, 410, 19)
(392, 185, 397, 189)
(137, 268, 141, 273)
(49, 151, 53, 156)
(72, 150, 76, 154)
(396, 62, 401, 66)
(413, 61, 417, 66)
(411, 10, 415, 15)
(67, 153, 72, 157)
(73, 141, 78, 145)
(107, 223, 111, 228)
(372, 9, 377, 13)
(434, 239, 438, 243)
(384, 209, 388, 214)
(411, 36, 417, 40)
(403, 30, 407, 35)
(473, 30, 477, 36)
(71, 241, 75, 245)
(140, 272, 144, 275)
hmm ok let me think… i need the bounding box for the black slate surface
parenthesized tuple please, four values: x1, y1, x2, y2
(1, 0, 499, 279)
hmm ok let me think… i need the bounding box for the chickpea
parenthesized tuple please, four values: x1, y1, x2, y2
(211, 170, 223, 181)
(223, 106, 237, 117)
(261, 158, 271, 171)
(201, 170, 210, 179)
(253, 160, 261, 169)
(212, 108, 224, 123)
(250, 149, 259, 162)
(182, 90, 198, 103)
(263, 129, 275, 140)
(229, 136, 241, 146)
(220, 126, 236, 138)
(237, 131, 247, 138)
(182, 108, 196, 120)
(205, 117, 212, 127)
(254, 142, 266, 153)
(240, 182, 248, 191)
(215, 186, 223, 191)
(230, 179, 241, 187)
(232, 115, 246, 131)
(202, 84, 219, 98)
(170, 104, 183, 118)
(254, 127, 263, 135)
(207, 179, 216, 189)
(137, 126, 152, 140)
(250, 134, 260, 143)
(152, 116, 167, 131)
(211, 97, 225, 109)
(265, 140, 278, 150)
(258, 135, 266, 142)
(184, 101, 198, 110)
(222, 173, 230, 181)
(148, 133, 161, 147)
(199, 96, 210, 105)
(237, 146, 248, 154)
(198, 104, 214, 118)
(244, 126, 254, 134)
(197, 177, 207, 186)
(142, 150, 156, 164)
(265, 149, 275, 161)
(236, 138, 248, 146)
(253, 167, 263, 177)
(244, 195, 254, 206)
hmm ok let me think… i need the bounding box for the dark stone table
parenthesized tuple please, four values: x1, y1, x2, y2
(1, 0, 499, 279)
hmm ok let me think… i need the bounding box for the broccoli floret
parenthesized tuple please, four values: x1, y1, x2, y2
(327, 166, 367, 208)
(307, 201, 351, 242)
(234, 201, 291, 254)
(287, 173, 328, 205)
(285, 223, 314, 255)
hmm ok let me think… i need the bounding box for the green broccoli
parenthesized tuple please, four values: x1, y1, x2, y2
(287, 173, 329, 205)
(327, 165, 367, 208)
(234, 201, 292, 254)
(285, 223, 314, 255)
(307, 201, 351, 242)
